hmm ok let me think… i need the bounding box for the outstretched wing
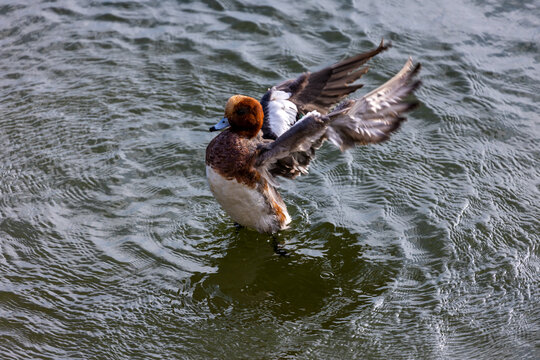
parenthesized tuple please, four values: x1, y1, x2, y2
(256, 111, 330, 183)
(256, 58, 421, 183)
(260, 40, 390, 140)
(327, 58, 421, 150)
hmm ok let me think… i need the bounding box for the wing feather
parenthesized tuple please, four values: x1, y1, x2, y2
(327, 58, 421, 149)
(260, 40, 390, 140)
(256, 58, 421, 182)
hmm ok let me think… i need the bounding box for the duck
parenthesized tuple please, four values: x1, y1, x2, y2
(206, 40, 421, 234)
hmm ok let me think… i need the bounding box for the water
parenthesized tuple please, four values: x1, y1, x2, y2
(0, 0, 538, 358)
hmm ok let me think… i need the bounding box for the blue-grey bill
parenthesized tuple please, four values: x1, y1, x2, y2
(209, 117, 230, 132)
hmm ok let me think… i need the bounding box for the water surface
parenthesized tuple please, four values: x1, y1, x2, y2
(0, 0, 539, 359)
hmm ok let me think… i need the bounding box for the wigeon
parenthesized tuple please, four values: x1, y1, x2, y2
(206, 40, 421, 234)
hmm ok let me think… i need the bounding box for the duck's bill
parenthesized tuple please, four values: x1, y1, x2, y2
(209, 117, 230, 132)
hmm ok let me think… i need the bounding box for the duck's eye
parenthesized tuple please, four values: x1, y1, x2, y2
(236, 107, 249, 116)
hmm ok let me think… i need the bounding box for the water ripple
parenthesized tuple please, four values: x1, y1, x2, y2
(0, 0, 538, 359)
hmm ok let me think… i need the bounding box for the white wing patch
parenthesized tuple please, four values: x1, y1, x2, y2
(267, 89, 298, 138)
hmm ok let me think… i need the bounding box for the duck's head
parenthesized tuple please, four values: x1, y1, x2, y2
(209, 95, 264, 138)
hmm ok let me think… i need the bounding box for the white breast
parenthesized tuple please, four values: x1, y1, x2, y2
(206, 166, 285, 233)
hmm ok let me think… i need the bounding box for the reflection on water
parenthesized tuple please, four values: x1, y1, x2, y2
(191, 226, 395, 320)
(0, 0, 538, 359)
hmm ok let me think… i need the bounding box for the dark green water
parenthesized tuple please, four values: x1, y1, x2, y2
(1, 0, 539, 359)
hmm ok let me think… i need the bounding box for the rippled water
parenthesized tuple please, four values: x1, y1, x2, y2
(0, 0, 538, 359)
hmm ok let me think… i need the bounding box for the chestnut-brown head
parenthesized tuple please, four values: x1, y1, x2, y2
(209, 95, 264, 138)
